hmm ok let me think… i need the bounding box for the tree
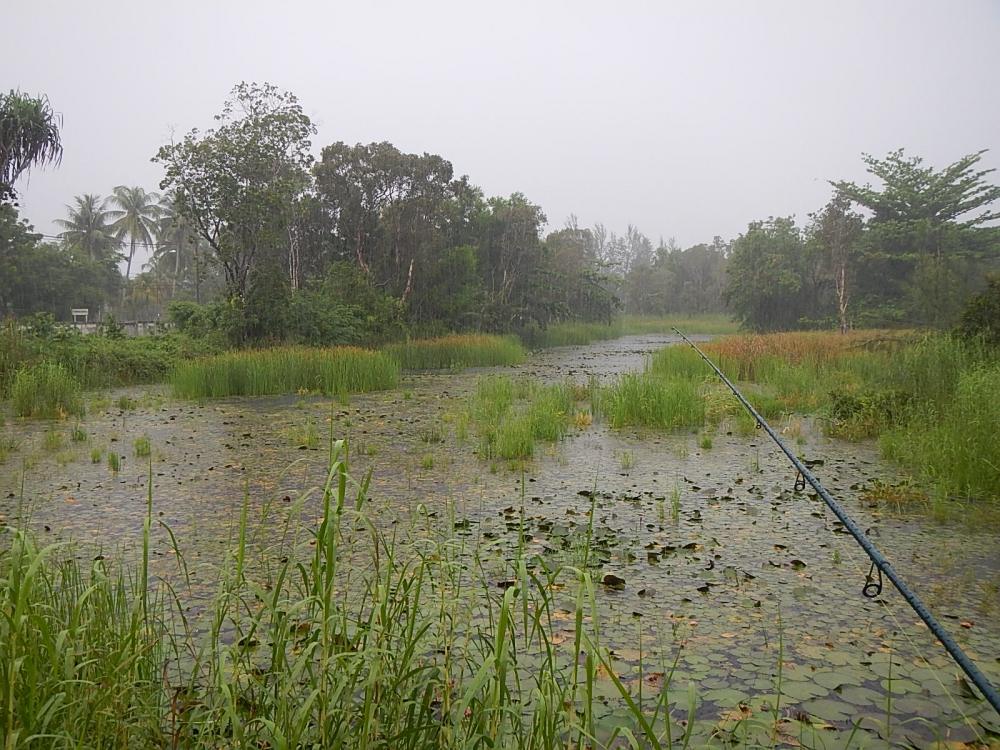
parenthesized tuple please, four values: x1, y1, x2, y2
(724, 217, 822, 331)
(154, 82, 316, 340)
(107, 185, 161, 283)
(808, 196, 863, 333)
(2, 204, 119, 318)
(55, 194, 121, 263)
(0, 90, 62, 203)
(832, 149, 1000, 325)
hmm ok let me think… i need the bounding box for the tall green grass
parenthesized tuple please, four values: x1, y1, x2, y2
(170, 346, 399, 398)
(384, 333, 525, 369)
(882, 365, 1000, 501)
(598, 373, 705, 429)
(10, 362, 84, 418)
(468, 375, 579, 460)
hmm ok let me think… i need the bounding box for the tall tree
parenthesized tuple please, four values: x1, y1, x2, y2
(155, 82, 316, 339)
(107, 185, 161, 283)
(724, 217, 822, 331)
(55, 194, 121, 263)
(832, 149, 1000, 325)
(808, 196, 863, 333)
(0, 90, 62, 203)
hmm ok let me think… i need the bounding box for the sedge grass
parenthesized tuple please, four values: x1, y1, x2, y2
(10, 362, 84, 419)
(170, 346, 399, 399)
(468, 375, 579, 460)
(384, 333, 525, 369)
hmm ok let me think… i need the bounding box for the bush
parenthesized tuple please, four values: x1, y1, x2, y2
(956, 275, 1000, 346)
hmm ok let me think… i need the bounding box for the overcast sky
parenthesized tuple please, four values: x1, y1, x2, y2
(5, 0, 999, 269)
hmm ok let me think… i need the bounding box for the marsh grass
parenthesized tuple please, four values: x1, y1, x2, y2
(599, 373, 705, 429)
(171, 346, 399, 399)
(0, 434, 18, 463)
(384, 333, 525, 369)
(107, 452, 120, 473)
(283, 417, 320, 449)
(11, 362, 84, 419)
(468, 375, 580, 460)
(42, 430, 65, 451)
(70, 424, 87, 442)
(133, 435, 151, 457)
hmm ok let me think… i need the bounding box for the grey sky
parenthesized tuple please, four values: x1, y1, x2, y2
(5, 0, 1000, 270)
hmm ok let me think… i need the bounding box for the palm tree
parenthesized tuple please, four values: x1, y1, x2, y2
(107, 185, 161, 283)
(55, 194, 120, 263)
(150, 193, 192, 298)
(0, 90, 62, 202)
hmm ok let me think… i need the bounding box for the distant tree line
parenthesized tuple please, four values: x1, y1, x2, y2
(2, 84, 998, 339)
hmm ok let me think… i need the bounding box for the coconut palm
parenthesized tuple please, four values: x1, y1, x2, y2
(55, 194, 121, 263)
(107, 185, 161, 282)
(149, 193, 192, 298)
(0, 90, 62, 202)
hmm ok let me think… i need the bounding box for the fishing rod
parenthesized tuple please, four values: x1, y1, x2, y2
(672, 328, 1000, 717)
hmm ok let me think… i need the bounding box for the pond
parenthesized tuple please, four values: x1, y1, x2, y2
(2, 334, 998, 747)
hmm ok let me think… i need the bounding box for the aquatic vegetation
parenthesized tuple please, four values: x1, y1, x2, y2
(133, 435, 151, 457)
(170, 346, 399, 399)
(282, 417, 320, 449)
(0, 434, 18, 463)
(10, 362, 84, 419)
(598, 373, 704, 429)
(0, 445, 717, 748)
(70, 424, 87, 442)
(42, 430, 65, 451)
(384, 334, 525, 370)
(90, 446, 102, 463)
(107, 451, 120, 473)
(882, 365, 1000, 501)
(468, 375, 578, 460)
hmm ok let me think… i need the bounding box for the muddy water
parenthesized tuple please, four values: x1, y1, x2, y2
(1, 334, 998, 746)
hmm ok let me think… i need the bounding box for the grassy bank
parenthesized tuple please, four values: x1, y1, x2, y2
(0, 321, 218, 399)
(170, 346, 400, 398)
(384, 333, 525, 369)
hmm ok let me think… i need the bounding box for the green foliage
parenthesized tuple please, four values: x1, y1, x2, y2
(724, 217, 825, 332)
(170, 346, 399, 399)
(956, 274, 1000, 346)
(882, 364, 1000, 501)
(467, 375, 577, 460)
(155, 82, 316, 336)
(0, 89, 62, 202)
(384, 334, 525, 370)
(133, 435, 150, 457)
(599, 373, 705, 429)
(11, 362, 83, 418)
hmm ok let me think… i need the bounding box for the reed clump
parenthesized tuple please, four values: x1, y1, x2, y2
(384, 333, 525, 369)
(468, 375, 579, 460)
(170, 346, 399, 399)
(10, 362, 84, 419)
